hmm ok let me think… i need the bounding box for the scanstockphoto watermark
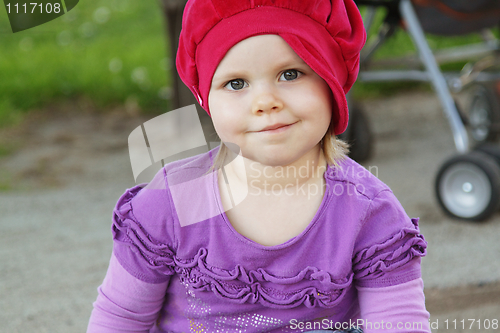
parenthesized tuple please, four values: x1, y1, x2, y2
(289, 318, 359, 331)
(289, 318, 424, 331)
(359, 319, 424, 331)
(248, 162, 379, 199)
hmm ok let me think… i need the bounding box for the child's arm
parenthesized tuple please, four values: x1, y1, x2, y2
(355, 257, 431, 333)
(357, 275, 431, 333)
(352, 189, 431, 332)
(87, 254, 169, 333)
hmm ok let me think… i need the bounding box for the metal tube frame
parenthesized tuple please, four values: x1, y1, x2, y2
(398, 0, 469, 153)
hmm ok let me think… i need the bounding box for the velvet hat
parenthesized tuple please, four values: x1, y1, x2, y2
(176, 0, 366, 135)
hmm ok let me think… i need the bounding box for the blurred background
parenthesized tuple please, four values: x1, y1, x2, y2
(0, 0, 170, 128)
(0, 0, 493, 131)
(1, 0, 500, 332)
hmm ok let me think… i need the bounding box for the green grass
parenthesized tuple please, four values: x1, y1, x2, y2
(0, 3, 498, 127)
(0, 142, 15, 157)
(0, 182, 12, 191)
(0, 167, 13, 190)
(0, 0, 170, 127)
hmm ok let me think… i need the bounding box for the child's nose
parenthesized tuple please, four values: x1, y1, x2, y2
(251, 88, 284, 114)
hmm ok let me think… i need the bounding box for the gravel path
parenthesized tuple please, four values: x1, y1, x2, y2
(1, 93, 499, 332)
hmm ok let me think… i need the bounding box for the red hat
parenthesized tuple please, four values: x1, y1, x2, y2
(176, 0, 366, 135)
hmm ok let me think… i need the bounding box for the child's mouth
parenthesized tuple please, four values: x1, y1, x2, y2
(257, 122, 296, 133)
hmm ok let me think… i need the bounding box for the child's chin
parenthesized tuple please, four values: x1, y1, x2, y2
(248, 154, 295, 167)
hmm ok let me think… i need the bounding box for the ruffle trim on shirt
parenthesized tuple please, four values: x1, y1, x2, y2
(112, 186, 353, 308)
(173, 247, 353, 309)
(352, 218, 427, 280)
(112, 186, 176, 277)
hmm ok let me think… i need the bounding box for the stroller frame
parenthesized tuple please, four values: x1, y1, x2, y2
(350, 0, 500, 221)
(355, 0, 477, 153)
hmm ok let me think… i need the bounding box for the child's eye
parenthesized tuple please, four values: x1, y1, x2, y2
(280, 69, 301, 81)
(224, 79, 247, 91)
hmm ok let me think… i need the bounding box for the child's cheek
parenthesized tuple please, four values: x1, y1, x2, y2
(209, 111, 233, 142)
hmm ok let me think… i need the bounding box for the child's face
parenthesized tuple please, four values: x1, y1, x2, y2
(208, 34, 332, 167)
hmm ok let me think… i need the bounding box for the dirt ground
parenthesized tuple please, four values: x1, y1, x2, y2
(1, 92, 499, 333)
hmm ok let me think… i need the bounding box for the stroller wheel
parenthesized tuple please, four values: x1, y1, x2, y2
(474, 143, 500, 166)
(344, 105, 373, 163)
(435, 151, 500, 221)
(468, 83, 500, 143)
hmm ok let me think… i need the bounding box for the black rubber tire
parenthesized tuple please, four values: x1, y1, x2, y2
(435, 151, 500, 221)
(474, 143, 500, 166)
(343, 105, 373, 163)
(468, 83, 500, 144)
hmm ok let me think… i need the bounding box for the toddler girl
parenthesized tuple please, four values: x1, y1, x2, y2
(87, 0, 431, 332)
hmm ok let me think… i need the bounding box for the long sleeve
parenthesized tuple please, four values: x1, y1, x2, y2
(87, 254, 170, 333)
(356, 276, 431, 333)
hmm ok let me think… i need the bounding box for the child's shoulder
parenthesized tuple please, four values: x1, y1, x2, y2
(113, 148, 218, 239)
(120, 148, 216, 210)
(325, 156, 391, 200)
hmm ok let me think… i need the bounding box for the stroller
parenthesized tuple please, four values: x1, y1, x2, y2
(344, 0, 500, 221)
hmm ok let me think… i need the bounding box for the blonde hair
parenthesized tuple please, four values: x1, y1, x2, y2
(209, 120, 349, 172)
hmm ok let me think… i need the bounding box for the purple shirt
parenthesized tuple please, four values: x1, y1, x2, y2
(110, 149, 427, 332)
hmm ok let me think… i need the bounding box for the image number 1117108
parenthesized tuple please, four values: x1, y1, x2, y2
(6, 2, 62, 14)
(3, 0, 79, 33)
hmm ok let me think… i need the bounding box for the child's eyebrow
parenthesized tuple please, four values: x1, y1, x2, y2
(275, 56, 307, 68)
(213, 70, 251, 82)
(212, 56, 308, 84)
(266, 55, 308, 72)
